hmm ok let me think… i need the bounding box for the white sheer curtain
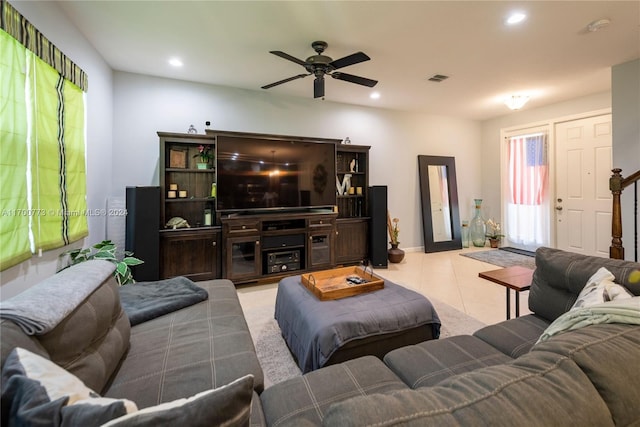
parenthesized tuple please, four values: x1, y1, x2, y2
(505, 133, 550, 249)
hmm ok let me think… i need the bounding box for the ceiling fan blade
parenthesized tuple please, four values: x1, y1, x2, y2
(261, 74, 309, 89)
(329, 52, 370, 70)
(269, 51, 307, 66)
(331, 72, 378, 88)
(314, 77, 325, 98)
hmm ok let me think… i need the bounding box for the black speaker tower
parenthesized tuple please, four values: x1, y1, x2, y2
(369, 185, 388, 268)
(125, 186, 160, 281)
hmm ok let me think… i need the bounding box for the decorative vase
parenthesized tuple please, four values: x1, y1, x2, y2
(388, 243, 405, 263)
(489, 238, 500, 248)
(196, 162, 209, 170)
(469, 199, 486, 247)
(461, 221, 470, 248)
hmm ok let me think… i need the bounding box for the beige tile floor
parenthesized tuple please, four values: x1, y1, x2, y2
(237, 247, 531, 326)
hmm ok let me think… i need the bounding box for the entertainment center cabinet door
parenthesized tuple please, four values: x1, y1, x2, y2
(307, 216, 336, 269)
(224, 235, 261, 281)
(336, 219, 369, 265)
(160, 229, 221, 281)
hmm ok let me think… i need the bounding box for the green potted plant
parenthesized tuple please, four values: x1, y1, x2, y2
(485, 219, 505, 248)
(58, 240, 143, 285)
(194, 144, 212, 169)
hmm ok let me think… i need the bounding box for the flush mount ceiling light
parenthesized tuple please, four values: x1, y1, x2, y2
(168, 58, 183, 67)
(370, 92, 381, 99)
(506, 12, 527, 25)
(504, 95, 530, 110)
(586, 18, 611, 32)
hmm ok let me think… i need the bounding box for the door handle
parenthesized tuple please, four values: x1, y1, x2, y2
(555, 206, 563, 211)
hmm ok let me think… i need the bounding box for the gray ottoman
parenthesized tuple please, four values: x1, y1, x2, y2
(275, 275, 441, 373)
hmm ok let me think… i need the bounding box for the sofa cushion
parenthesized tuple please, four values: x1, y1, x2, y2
(104, 279, 264, 407)
(0, 261, 131, 394)
(40, 273, 131, 394)
(383, 335, 512, 388)
(473, 314, 549, 358)
(250, 391, 267, 427)
(260, 356, 408, 427)
(532, 323, 640, 426)
(1, 347, 136, 427)
(323, 351, 614, 427)
(103, 375, 254, 427)
(529, 247, 640, 322)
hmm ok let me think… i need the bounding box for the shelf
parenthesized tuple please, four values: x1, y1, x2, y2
(166, 197, 215, 203)
(166, 168, 215, 173)
(337, 195, 364, 199)
(160, 226, 221, 234)
(337, 171, 365, 175)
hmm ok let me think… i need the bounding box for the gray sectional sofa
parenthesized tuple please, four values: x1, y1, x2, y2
(2, 247, 639, 426)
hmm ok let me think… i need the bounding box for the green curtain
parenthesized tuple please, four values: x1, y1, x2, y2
(30, 54, 87, 251)
(0, 30, 31, 270)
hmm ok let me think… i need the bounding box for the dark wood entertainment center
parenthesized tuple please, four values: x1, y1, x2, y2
(158, 130, 371, 284)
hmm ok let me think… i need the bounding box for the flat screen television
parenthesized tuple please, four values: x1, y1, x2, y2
(216, 136, 336, 213)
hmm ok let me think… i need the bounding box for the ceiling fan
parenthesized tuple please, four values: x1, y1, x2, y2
(261, 41, 378, 99)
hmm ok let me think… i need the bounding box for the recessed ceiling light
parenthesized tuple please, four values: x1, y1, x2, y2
(169, 58, 183, 67)
(370, 92, 380, 99)
(506, 12, 527, 25)
(586, 18, 611, 32)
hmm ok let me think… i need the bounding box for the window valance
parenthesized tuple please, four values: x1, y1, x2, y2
(1, 0, 88, 91)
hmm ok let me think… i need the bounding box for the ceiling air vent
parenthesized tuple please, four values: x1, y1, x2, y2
(428, 74, 449, 82)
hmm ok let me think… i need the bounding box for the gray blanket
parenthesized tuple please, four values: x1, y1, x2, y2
(118, 277, 208, 326)
(275, 275, 441, 373)
(0, 260, 115, 335)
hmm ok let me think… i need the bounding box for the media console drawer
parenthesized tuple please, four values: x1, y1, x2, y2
(225, 220, 260, 233)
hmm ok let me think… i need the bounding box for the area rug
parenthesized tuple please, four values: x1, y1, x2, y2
(242, 297, 485, 389)
(460, 249, 536, 269)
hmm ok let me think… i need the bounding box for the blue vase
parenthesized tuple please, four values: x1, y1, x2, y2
(469, 199, 486, 247)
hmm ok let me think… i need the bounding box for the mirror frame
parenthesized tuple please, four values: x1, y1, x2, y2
(418, 155, 462, 252)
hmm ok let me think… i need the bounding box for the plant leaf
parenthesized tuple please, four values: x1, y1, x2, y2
(123, 257, 144, 266)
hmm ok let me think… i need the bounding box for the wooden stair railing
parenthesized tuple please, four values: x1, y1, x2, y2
(610, 168, 640, 260)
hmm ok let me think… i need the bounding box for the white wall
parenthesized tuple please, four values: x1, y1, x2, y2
(0, 2, 114, 299)
(113, 71, 482, 253)
(479, 92, 612, 230)
(612, 59, 640, 261)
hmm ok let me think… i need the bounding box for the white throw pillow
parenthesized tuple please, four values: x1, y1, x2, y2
(572, 267, 634, 310)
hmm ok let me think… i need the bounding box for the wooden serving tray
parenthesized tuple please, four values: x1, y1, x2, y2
(301, 266, 385, 301)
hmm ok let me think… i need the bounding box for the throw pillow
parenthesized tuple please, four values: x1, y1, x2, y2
(102, 374, 254, 427)
(1, 347, 137, 426)
(572, 267, 634, 310)
(2, 347, 255, 427)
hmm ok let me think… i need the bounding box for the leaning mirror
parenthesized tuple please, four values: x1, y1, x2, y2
(418, 155, 462, 252)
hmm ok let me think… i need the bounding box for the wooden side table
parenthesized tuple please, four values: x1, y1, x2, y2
(479, 266, 534, 319)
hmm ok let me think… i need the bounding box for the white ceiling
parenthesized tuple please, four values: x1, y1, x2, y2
(57, 1, 640, 121)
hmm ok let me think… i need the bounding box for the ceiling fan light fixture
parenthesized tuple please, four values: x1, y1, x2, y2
(504, 95, 530, 110)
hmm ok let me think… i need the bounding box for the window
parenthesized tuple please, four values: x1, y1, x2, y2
(1, 2, 88, 271)
(503, 131, 550, 250)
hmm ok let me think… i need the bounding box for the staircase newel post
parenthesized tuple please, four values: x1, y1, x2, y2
(610, 168, 624, 260)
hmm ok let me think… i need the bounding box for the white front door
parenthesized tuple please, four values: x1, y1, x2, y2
(555, 114, 612, 257)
